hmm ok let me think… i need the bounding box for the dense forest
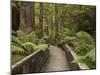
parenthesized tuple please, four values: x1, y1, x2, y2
(12, 1, 96, 73)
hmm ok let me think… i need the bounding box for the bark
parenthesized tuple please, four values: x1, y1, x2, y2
(55, 5, 59, 38)
(39, 3, 43, 38)
(33, 3, 35, 31)
(12, 5, 20, 31)
(20, 2, 34, 33)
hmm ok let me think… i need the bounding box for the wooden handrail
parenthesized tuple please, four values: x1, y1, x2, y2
(12, 50, 41, 71)
(65, 44, 89, 70)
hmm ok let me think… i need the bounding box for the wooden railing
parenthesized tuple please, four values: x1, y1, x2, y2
(12, 49, 48, 74)
(65, 44, 89, 70)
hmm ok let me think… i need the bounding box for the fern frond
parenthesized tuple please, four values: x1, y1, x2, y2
(21, 42, 37, 52)
(16, 30, 37, 43)
(76, 31, 94, 44)
(86, 48, 96, 62)
(28, 31, 37, 43)
(12, 54, 25, 64)
(12, 35, 22, 46)
(12, 45, 26, 55)
(72, 56, 86, 63)
(37, 44, 48, 51)
(16, 30, 29, 43)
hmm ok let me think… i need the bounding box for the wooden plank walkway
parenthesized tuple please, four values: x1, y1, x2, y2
(41, 45, 70, 72)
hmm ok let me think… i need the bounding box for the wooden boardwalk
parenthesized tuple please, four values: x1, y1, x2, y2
(12, 44, 89, 74)
(41, 45, 70, 72)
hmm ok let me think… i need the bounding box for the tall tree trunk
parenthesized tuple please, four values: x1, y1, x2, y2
(33, 3, 35, 31)
(12, 5, 20, 31)
(20, 2, 34, 33)
(45, 17, 49, 35)
(39, 3, 43, 38)
(55, 5, 59, 38)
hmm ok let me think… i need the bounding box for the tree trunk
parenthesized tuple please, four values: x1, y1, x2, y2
(39, 3, 43, 38)
(55, 5, 59, 38)
(20, 2, 34, 33)
(12, 5, 20, 31)
(33, 3, 35, 31)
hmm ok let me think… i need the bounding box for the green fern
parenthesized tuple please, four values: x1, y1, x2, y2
(58, 29, 96, 69)
(16, 30, 30, 43)
(86, 48, 96, 62)
(72, 56, 86, 63)
(12, 30, 48, 55)
(12, 45, 27, 55)
(37, 44, 48, 51)
(12, 54, 25, 64)
(38, 38, 47, 44)
(28, 31, 37, 43)
(21, 42, 37, 53)
(12, 35, 22, 46)
(16, 30, 37, 43)
(76, 31, 94, 45)
(70, 31, 96, 68)
(12, 30, 48, 64)
(70, 31, 95, 56)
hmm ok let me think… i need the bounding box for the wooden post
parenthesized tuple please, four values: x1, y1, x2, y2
(23, 62, 30, 73)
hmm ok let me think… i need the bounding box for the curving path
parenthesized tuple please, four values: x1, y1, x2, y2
(41, 45, 70, 72)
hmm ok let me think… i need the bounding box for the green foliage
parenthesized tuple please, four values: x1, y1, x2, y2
(12, 45, 26, 55)
(12, 35, 22, 46)
(73, 48, 96, 68)
(12, 30, 48, 57)
(76, 31, 94, 44)
(21, 42, 37, 53)
(58, 30, 96, 68)
(86, 48, 96, 62)
(16, 30, 37, 43)
(85, 48, 96, 68)
(37, 44, 48, 51)
(12, 54, 25, 64)
(60, 28, 74, 37)
(58, 28, 75, 45)
(22, 42, 48, 52)
(71, 31, 95, 55)
(70, 31, 95, 68)
(72, 56, 86, 63)
(38, 38, 47, 44)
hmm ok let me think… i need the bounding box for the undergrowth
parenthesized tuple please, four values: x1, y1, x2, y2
(58, 28, 96, 69)
(12, 30, 48, 63)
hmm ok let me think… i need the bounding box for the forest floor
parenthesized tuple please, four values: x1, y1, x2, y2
(41, 45, 70, 72)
